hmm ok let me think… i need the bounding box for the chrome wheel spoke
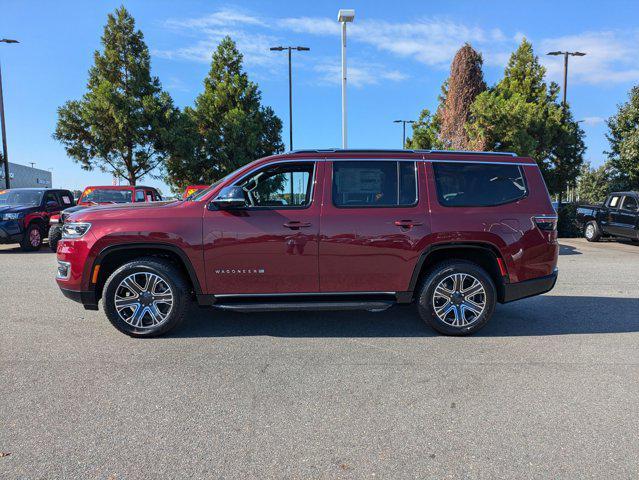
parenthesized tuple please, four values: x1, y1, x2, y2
(121, 276, 145, 296)
(115, 296, 139, 310)
(431, 272, 486, 328)
(462, 280, 483, 297)
(114, 272, 174, 329)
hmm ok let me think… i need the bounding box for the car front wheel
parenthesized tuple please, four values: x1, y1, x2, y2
(584, 221, 601, 242)
(102, 258, 191, 337)
(417, 261, 496, 336)
(20, 223, 43, 251)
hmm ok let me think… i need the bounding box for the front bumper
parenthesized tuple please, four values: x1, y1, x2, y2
(0, 221, 24, 244)
(59, 287, 99, 311)
(501, 269, 558, 303)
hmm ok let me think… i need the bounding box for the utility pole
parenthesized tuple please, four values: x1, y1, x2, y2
(547, 50, 586, 113)
(393, 120, 415, 149)
(0, 38, 18, 189)
(338, 9, 355, 149)
(546, 50, 586, 207)
(270, 46, 310, 151)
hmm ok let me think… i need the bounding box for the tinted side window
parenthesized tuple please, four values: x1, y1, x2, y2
(135, 190, 145, 202)
(433, 162, 527, 207)
(622, 196, 638, 211)
(332, 161, 417, 207)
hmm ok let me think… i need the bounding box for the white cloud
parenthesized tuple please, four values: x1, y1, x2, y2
(539, 30, 639, 85)
(581, 116, 605, 126)
(313, 62, 408, 88)
(158, 9, 639, 87)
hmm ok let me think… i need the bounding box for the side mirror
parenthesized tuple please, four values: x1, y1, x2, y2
(46, 201, 60, 211)
(210, 186, 247, 210)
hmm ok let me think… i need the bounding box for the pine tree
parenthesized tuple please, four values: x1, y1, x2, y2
(606, 85, 639, 189)
(467, 39, 585, 196)
(54, 7, 180, 185)
(439, 44, 486, 149)
(165, 37, 284, 191)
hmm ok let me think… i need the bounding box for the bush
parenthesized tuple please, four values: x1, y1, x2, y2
(557, 203, 580, 238)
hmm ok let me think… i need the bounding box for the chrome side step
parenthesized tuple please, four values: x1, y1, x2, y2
(212, 300, 394, 313)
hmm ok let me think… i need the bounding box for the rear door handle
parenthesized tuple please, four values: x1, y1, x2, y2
(283, 221, 312, 230)
(394, 220, 423, 228)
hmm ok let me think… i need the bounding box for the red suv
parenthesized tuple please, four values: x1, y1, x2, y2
(55, 150, 558, 337)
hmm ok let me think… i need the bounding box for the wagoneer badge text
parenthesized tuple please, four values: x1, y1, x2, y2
(215, 269, 265, 274)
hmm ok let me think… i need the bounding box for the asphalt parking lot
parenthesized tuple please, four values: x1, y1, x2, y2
(1, 238, 638, 479)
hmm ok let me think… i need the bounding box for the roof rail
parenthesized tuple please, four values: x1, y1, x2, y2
(286, 148, 517, 157)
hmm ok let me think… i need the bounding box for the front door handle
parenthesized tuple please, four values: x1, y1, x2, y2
(394, 220, 423, 228)
(284, 221, 312, 230)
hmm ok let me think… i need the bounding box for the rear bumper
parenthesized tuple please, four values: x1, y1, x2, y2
(59, 287, 99, 311)
(501, 269, 558, 303)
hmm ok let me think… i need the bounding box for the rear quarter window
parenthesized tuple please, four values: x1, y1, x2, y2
(433, 162, 528, 207)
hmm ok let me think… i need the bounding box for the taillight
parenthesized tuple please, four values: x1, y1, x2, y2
(533, 215, 558, 231)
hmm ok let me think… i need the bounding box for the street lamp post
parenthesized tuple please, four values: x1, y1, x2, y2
(337, 9, 354, 149)
(0, 38, 19, 189)
(393, 120, 415, 149)
(270, 46, 310, 151)
(546, 50, 586, 113)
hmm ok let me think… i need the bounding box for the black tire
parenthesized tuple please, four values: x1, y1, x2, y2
(102, 257, 191, 337)
(20, 223, 43, 251)
(584, 221, 601, 242)
(48, 224, 62, 252)
(417, 260, 496, 336)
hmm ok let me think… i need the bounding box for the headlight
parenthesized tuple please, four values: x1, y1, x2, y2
(62, 222, 91, 238)
(2, 213, 23, 221)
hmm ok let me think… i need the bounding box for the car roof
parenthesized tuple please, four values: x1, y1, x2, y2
(2, 188, 69, 192)
(261, 149, 535, 165)
(83, 185, 157, 190)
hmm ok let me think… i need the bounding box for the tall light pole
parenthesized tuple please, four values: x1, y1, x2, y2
(0, 38, 18, 189)
(270, 45, 310, 151)
(337, 9, 354, 149)
(546, 50, 586, 113)
(393, 120, 415, 149)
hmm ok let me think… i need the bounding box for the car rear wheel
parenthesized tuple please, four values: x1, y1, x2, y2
(20, 223, 43, 251)
(48, 224, 62, 251)
(102, 258, 191, 337)
(417, 261, 496, 336)
(584, 221, 601, 242)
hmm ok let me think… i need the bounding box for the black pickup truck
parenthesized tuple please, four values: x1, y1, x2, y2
(576, 192, 639, 242)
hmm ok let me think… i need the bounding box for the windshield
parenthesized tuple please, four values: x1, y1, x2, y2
(0, 189, 44, 206)
(80, 188, 132, 203)
(186, 173, 234, 201)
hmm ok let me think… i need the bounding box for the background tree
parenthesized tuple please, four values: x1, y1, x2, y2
(576, 162, 611, 204)
(165, 36, 284, 192)
(439, 43, 486, 149)
(54, 7, 179, 185)
(606, 85, 639, 190)
(467, 39, 585, 198)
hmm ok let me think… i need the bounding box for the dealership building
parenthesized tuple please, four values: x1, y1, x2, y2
(0, 162, 52, 188)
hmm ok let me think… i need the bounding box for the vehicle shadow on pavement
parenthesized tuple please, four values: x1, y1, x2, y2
(559, 244, 581, 255)
(172, 295, 639, 338)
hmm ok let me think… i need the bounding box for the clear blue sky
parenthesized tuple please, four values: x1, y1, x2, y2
(2, 0, 638, 193)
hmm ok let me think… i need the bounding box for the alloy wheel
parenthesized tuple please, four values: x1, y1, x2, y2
(432, 273, 486, 327)
(114, 272, 174, 329)
(30, 228, 41, 247)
